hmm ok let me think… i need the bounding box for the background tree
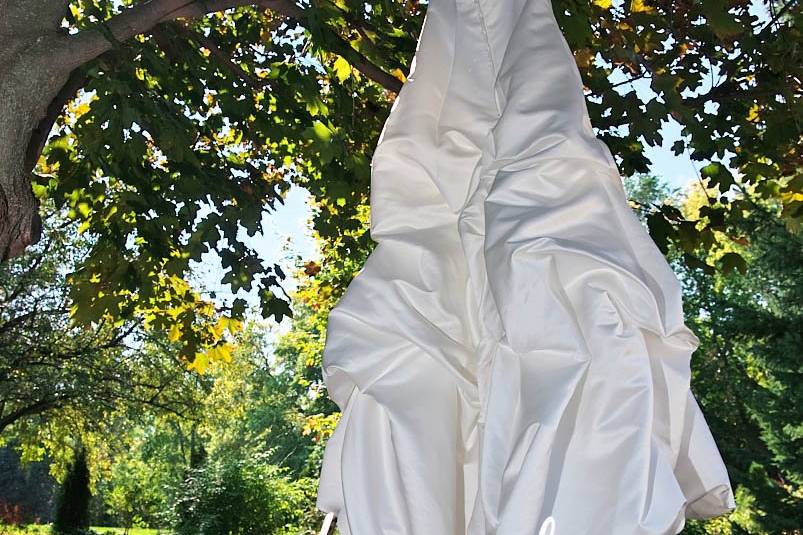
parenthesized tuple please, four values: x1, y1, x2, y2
(0, 210, 203, 439)
(1, 177, 797, 532)
(679, 191, 802, 534)
(0, 1, 800, 532)
(75, 322, 325, 531)
(53, 448, 91, 534)
(0, 447, 57, 524)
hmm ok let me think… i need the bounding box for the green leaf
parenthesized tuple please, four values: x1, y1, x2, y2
(701, 162, 735, 192)
(719, 252, 747, 275)
(700, 0, 744, 40)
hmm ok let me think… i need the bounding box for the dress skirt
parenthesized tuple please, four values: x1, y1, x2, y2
(315, 0, 736, 533)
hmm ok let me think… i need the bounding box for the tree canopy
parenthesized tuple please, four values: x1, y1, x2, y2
(0, 0, 799, 366)
(0, 212, 200, 441)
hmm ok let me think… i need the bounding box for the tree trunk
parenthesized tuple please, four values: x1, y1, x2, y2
(0, 0, 72, 260)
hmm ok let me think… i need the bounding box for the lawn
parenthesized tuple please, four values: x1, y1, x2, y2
(0, 527, 162, 535)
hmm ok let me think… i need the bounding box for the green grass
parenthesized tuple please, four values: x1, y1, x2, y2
(0, 526, 163, 535)
(92, 529, 162, 535)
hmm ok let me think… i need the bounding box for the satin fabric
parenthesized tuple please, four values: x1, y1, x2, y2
(315, 0, 736, 533)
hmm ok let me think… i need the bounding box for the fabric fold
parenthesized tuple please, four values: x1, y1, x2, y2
(316, 0, 735, 533)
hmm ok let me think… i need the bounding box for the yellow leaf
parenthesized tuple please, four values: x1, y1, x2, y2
(593, 0, 613, 8)
(216, 316, 243, 335)
(630, 0, 655, 13)
(188, 352, 209, 374)
(69, 102, 91, 118)
(168, 323, 182, 343)
(746, 104, 760, 122)
(77, 202, 91, 218)
(781, 191, 803, 203)
(333, 56, 352, 83)
(391, 68, 407, 84)
(208, 343, 234, 363)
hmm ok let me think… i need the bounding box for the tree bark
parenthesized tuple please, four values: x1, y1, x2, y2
(0, 0, 73, 260)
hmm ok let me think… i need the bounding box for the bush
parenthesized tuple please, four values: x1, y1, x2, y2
(53, 449, 91, 534)
(168, 451, 317, 535)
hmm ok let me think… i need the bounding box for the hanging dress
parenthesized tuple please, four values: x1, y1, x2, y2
(315, 0, 736, 533)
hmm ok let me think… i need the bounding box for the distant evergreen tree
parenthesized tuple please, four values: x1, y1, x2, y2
(53, 449, 91, 533)
(681, 206, 803, 533)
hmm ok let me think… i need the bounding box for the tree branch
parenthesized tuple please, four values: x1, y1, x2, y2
(172, 23, 268, 88)
(24, 68, 89, 174)
(0, 396, 66, 434)
(758, 0, 800, 35)
(166, 0, 303, 20)
(64, 0, 402, 92)
(65, 0, 295, 69)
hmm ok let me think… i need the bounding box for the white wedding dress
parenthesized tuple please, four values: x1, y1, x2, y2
(315, 0, 736, 533)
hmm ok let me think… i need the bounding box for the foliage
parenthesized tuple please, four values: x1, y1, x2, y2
(0, 447, 57, 525)
(33, 0, 413, 364)
(86, 320, 327, 530)
(0, 210, 210, 486)
(680, 195, 802, 534)
(53, 449, 91, 534)
(90, 529, 161, 535)
(5, 174, 799, 532)
(167, 452, 318, 535)
(87, 410, 205, 530)
(568, 0, 801, 256)
(98, 441, 173, 529)
(0, 526, 162, 535)
(0, 526, 52, 535)
(19, 0, 795, 367)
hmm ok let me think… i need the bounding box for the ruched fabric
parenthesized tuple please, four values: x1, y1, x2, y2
(315, 0, 736, 533)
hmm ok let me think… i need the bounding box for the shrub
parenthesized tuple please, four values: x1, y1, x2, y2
(168, 451, 317, 535)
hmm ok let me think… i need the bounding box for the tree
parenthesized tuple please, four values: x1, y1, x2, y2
(679, 192, 802, 534)
(0, 446, 58, 524)
(53, 448, 92, 533)
(0, 210, 219, 508)
(88, 321, 326, 531)
(0, 0, 798, 365)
